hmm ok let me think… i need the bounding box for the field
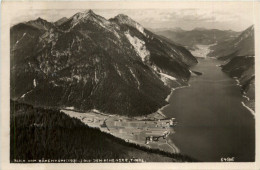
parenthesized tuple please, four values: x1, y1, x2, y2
(62, 109, 179, 153)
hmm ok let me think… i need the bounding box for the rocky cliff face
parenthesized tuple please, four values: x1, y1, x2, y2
(10, 10, 197, 116)
(222, 56, 255, 111)
(219, 26, 255, 111)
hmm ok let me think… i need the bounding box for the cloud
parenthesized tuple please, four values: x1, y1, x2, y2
(10, 7, 253, 31)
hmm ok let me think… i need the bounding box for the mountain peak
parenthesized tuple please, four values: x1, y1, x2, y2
(73, 9, 98, 19)
(111, 14, 147, 36)
(112, 14, 136, 25)
(71, 9, 106, 23)
(238, 25, 254, 41)
(60, 9, 111, 30)
(87, 9, 94, 14)
(248, 25, 254, 31)
(26, 17, 53, 30)
(30, 17, 48, 23)
(36, 17, 43, 21)
(116, 14, 130, 19)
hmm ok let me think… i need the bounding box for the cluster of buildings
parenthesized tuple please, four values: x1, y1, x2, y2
(145, 118, 176, 144)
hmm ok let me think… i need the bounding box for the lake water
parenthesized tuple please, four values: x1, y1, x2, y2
(162, 58, 255, 162)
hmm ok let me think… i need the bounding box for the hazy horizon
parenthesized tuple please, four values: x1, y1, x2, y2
(11, 7, 254, 32)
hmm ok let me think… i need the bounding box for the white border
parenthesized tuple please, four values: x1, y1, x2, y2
(1, 1, 260, 170)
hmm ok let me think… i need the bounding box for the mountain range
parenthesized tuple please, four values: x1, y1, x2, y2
(10, 10, 197, 117)
(215, 25, 255, 111)
(156, 28, 240, 50)
(208, 25, 254, 59)
(156, 25, 255, 111)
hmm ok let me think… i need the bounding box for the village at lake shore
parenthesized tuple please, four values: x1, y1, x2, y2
(62, 109, 179, 153)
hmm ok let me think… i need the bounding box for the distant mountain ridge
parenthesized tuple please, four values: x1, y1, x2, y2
(156, 28, 240, 50)
(208, 25, 254, 59)
(10, 10, 197, 116)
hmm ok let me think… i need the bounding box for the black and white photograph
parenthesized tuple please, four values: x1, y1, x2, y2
(1, 1, 260, 169)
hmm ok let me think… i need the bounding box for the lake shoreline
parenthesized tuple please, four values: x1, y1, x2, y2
(234, 77, 255, 117)
(161, 57, 255, 162)
(62, 108, 180, 155)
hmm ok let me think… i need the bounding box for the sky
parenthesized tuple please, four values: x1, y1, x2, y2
(11, 4, 254, 32)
